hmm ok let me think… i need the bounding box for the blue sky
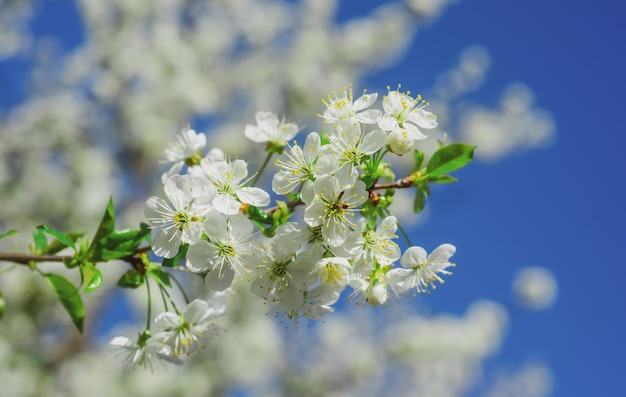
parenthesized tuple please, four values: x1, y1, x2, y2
(1, 1, 625, 396)
(336, 0, 625, 396)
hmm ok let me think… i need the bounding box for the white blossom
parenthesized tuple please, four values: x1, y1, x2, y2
(302, 175, 368, 246)
(153, 299, 222, 357)
(186, 212, 260, 291)
(201, 157, 270, 215)
(320, 85, 381, 125)
(244, 111, 300, 151)
(387, 244, 456, 295)
(144, 174, 214, 258)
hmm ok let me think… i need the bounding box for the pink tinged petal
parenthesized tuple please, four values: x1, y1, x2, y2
(237, 187, 270, 207)
(213, 193, 241, 215)
(400, 246, 428, 268)
(428, 243, 456, 263)
(152, 227, 182, 259)
(204, 264, 235, 291)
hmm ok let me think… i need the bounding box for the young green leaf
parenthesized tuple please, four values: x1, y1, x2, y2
(116, 269, 144, 289)
(87, 197, 116, 261)
(413, 188, 427, 213)
(0, 230, 18, 241)
(149, 267, 172, 288)
(413, 149, 425, 171)
(95, 227, 151, 261)
(44, 273, 84, 333)
(36, 225, 77, 251)
(426, 143, 476, 177)
(428, 174, 458, 184)
(80, 263, 103, 293)
(32, 228, 47, 254)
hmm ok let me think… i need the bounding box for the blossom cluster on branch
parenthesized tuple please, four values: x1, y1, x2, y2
(0, 85, 474, 369)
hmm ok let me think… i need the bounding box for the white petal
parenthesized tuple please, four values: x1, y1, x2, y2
(428, 243, 456, 263)
(228, 214, 254, 241)
(400, 246, 428, 268)
(213, 193, 241, 215)
(152, 228, 182, 259)
(204, 264, 235, 291)
(237, 187, 270, 207)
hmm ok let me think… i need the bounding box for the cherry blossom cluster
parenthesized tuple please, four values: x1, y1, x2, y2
(123, 86, 458, 368)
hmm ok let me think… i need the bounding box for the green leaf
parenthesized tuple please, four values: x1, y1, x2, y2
(0, 290, 5, 319)
(36, 225, 76, 251)
(80, 263, 103, 293)
(162, 243, 189, 268)
(149, 267, 172, 288)
(116, 269, 144, 289)
(95, 227, 150, 261)
(428, 174, 458, 184)
(413, 188, 427, 213)
(32, 228, 47, 254)
(45, 232, 84, 255)
(413, 149, 425, 171)
(87, 197, 116, 261)
(426, 143, 476, 177)
(44, 273, 84, 333)
(0, 230, 18, 241)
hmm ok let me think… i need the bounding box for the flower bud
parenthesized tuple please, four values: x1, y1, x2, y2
(386, 130, 413, 155)
(366, 280, 388, 306)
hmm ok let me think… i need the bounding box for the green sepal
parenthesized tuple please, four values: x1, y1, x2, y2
(0, 290, 5, 319)
(248, 206, 274, 225)
(80, 263, 103, 293)
(162, 243, 189, 268)
(426, 143, 475, 177)
(0, 230, 18, 241)
(116, 269, 144, 289)
(44, 273, 84, 333)
(149, 267, 172, 288)
(428, 174, 458, 184)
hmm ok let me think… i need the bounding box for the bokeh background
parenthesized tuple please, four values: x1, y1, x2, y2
(1, 0, 624, 396)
